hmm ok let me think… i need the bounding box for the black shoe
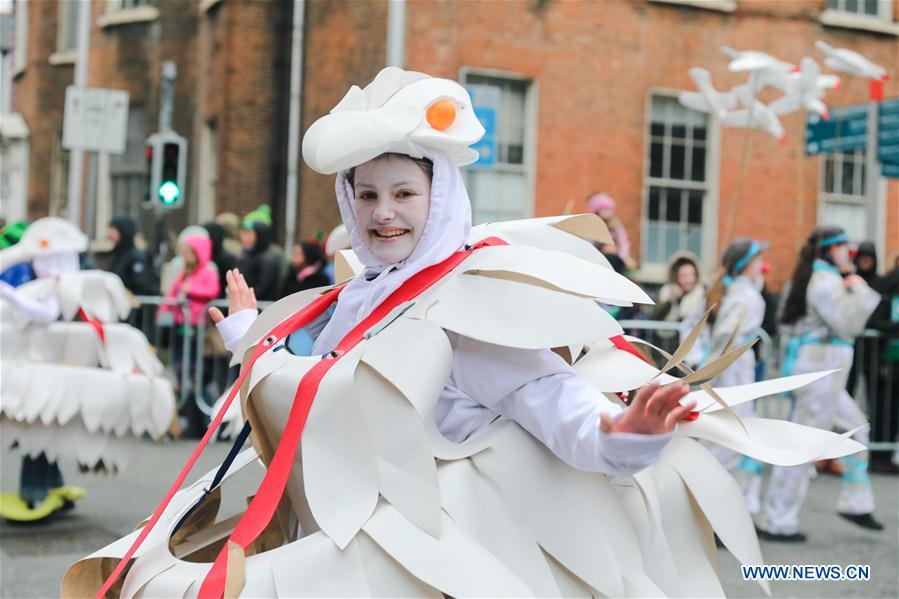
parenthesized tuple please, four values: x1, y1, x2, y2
(755, 526, 808, 543)
(838, 512, 884, 531)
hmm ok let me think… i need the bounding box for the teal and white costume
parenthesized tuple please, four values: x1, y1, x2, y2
(707, 274, 766, 512)
(761, 258, 881, 535)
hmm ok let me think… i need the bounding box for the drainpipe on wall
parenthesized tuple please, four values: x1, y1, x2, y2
(66, 0, 91, 229)
(386, 0, 405, 68)
(284, 0, 305, 250)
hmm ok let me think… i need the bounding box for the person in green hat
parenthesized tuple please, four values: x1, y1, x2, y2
(236, 205, 286, 301)
(0, 221, 35, 287)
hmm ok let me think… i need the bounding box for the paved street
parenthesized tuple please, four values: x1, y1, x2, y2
(1, 439, 896, 598)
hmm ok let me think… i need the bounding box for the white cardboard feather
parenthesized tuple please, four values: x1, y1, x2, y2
(423, 274, 622, 350)
(362, 501, 535, 598)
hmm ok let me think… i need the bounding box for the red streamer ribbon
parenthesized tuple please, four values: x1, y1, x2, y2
(77, 307, 106, 345)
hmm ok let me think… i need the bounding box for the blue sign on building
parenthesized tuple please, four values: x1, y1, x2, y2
(805, 104, 868, 155)
(877, 98, 899, 165)
(805, 98, 899, 178)
(470, 107, 497, 168)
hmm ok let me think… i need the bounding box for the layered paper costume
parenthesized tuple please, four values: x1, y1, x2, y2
(1, 218, 176, 477)
(66, 69, 868, 598)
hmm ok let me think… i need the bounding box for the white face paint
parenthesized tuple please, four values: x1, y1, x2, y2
(352, 156, 431, 265)
(33, 252, 80, 278)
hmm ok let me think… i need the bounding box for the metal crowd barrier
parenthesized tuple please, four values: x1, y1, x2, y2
(129, 295, 195, 412)
(191, 298, 273, 418)
(123, 297, 896, 451)
(852, 329, 898, 451)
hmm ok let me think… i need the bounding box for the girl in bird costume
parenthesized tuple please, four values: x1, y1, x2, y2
(67, 69, 867, 599)
(0, 218, 175, 522)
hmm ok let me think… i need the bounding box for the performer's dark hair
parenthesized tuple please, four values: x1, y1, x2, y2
(346, 153, 434, 187)
(781, 226, 845, 325)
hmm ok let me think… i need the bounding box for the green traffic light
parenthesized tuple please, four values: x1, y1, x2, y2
(158, 181, 181, 205)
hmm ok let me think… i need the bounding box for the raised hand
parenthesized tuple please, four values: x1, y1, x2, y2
(599, 382, 696, 436)
(208, 269, 257, 324)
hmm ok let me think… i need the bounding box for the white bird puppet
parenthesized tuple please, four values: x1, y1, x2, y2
(678, 67, 739, 120)
(769, 57, 837, 120)
(816, 40, 889, 81)
(722, 84, 787, 143)
(722, 46, 796, 94)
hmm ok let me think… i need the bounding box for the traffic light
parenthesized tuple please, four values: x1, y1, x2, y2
(145, 132, 187, 209)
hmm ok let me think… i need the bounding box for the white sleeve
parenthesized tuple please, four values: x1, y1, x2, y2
(810, 275, 881, 340)
(0, 283, 61, 324)
(451, 335, 674, 476)
(216, 308, 258, 354)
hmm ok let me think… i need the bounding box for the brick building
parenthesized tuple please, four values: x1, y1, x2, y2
(6, 0, 899, 288)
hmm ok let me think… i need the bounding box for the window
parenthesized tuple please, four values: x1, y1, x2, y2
(109, 108, 148, 223)
(819, 149, 869, 243)
(49, 132, 70, 216)
(99, 0, 158, 28)
(13, 0, 27, 73)
(826, 0, 893, 20)
(462, 72, 534, 224)
(198, 120, 219, 222)
(107, 0, 153, 10)
(643, 95, 711, 267)
(57, 0, 79, 53)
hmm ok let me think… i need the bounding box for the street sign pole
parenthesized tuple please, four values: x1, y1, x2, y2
(152, 62, 178, 277)
(865, 100, 885, 269)
(66, 0, 91, 230)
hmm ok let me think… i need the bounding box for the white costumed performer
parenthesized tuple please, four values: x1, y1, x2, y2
(0, 217, 176, 521)
(68, 69, 869, 599)
(759, 226, 883, 541)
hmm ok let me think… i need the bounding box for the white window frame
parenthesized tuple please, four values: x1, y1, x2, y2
(821, 0, 899, 35)
(817, 148, 870, 244)
(826, 0, 893, 20)
(639, 90, 720, 283)
(458, 66, 538, 224)
(56, 0, 79, 54)
(99, 0, 159, 29)
(648, 0, 736, 14)
(13, 0, 28, 75)
(198, 120, 219, 223)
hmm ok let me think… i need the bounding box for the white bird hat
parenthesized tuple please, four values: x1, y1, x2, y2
(301, 67, 486, 174)
(0, 217, 88, 269)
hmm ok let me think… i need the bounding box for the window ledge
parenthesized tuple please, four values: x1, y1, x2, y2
(820, 10, 899, 36)
(48, 51, 77, 66)
(634, 264, 668, 285)
(649, 0, 736, 13)
(98, 5, 160, 29)
(199, 0, 224, 14)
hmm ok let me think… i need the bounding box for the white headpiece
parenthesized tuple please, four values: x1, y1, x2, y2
(0, 217, 88, 270)
(301, 68, 483, 354)
(302, 67, 485, 174)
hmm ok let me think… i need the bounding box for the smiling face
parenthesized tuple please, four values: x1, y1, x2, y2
(675, 263, 698, 293)
(351, 155, 432, 264)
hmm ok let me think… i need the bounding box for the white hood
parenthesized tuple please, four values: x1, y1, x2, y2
(311, 146, 472, 354)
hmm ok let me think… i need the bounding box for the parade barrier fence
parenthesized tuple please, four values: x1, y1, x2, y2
(126, 298, 896, 450)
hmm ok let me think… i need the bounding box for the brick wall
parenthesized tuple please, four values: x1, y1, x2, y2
(197, 0, 287, 227)
(13, 0, 72, 220)
(12, 0, 897, 287)
(400, 0, 899, 287)
(297, 0, 389, 242)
